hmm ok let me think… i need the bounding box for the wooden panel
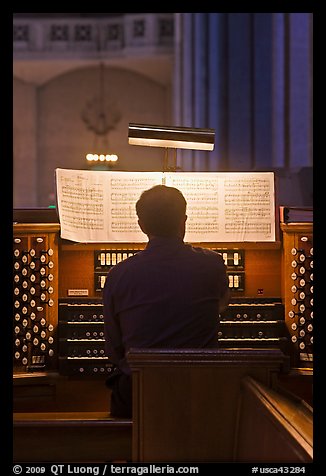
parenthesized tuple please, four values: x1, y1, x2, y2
(13, 372, 110, 413)
(277, 368, 313, 407)
(128, 348, 286, 462)
(13, 412, 132, 463)
(202, 246, 282, 298)
(58, 244, 145, 298)
(241, 249, 282, 297)
(59, 241, 282, 299)
(58, 249, 96, 297)
(235, 376, 313, 462)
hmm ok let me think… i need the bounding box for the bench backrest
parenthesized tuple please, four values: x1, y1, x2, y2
(127, 348, 289, 462)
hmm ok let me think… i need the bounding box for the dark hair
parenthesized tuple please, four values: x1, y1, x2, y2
(136, 185, 187, 237)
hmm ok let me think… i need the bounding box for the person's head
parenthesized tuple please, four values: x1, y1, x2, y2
(136, 185, 187, 239)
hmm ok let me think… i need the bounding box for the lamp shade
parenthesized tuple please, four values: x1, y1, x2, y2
(128, 123, 215, 151)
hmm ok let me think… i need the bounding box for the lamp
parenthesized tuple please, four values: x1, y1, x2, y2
(128, 123, 215, 171)
(128, 123, 215, 150)
(82, 62, 120, 168)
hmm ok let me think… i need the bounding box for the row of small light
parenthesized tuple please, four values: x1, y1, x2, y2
(86, 154, 118, 162)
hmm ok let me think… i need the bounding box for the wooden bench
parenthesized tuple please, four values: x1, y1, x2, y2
(13, 411, 132, 462)
(127, 347, 311, 462)
(235, 376, 313, 462)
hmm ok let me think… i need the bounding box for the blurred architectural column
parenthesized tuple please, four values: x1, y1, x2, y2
(173, 12, 313, 187)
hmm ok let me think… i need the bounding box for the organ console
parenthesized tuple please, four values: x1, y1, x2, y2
(12, 209, 313, 413)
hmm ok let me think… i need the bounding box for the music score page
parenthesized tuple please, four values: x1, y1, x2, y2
(55, 168, 276, 243)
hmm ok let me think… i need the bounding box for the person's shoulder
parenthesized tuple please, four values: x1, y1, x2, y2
(104, 252, 144, 290)
(109, 250, 144, 274)
(186, 244, 223, 261)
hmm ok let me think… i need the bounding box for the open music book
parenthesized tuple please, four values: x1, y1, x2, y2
(55, 169, 276, 243)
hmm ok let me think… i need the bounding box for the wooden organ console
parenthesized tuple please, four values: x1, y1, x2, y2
(12, 209, 313, 462)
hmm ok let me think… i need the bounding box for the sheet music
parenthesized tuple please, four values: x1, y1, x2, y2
(55, 169, 161, 242)
(56, 168, 107, 242)
(164, 172, 220, 242)
(219, 172, 275, 241)
(56, 169, 276, 243)
(165, 172, 275, 242)
(107, 171, 162, 241)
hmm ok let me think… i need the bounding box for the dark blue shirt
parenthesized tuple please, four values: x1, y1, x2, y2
(103, 236, 229, 375)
